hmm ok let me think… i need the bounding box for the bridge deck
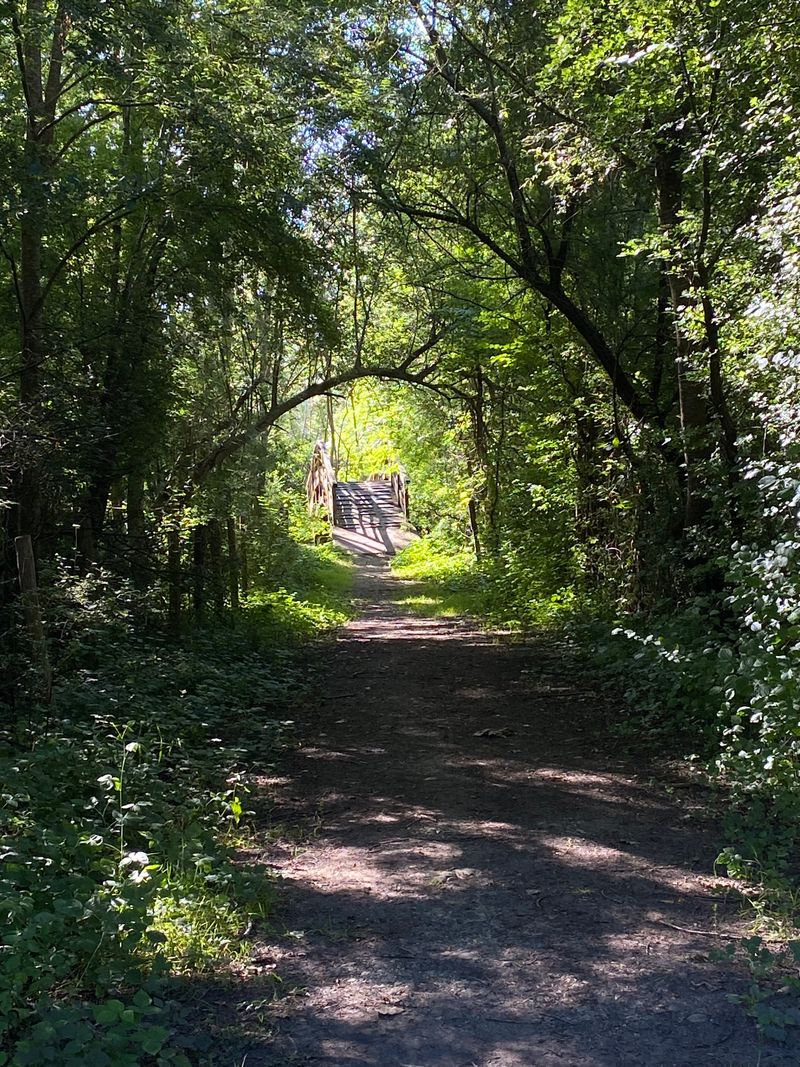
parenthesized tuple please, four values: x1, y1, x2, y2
(332, 480, 418, 557)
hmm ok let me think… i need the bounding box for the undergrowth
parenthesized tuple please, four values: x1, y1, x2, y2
(391, 533, 587, 629)
(0, 545, 353, 1066)
(712, 937, 800, 1043)
(247, 541, 356, 639)
(581, 597, 800, 898)
(391, 537, 483, 617)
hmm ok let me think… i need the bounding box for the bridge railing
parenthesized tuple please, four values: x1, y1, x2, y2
(369, 468, 411, 524)
(391, 469, 410, 523)
(306, 440, 336, 524)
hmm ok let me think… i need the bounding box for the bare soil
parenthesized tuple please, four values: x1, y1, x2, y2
(231, 559, 797, 1066)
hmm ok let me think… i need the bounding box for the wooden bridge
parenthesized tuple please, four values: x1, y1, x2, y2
(306, 441, 418, 556)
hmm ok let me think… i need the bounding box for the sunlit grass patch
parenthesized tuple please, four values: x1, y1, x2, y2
(150, 873, 272, 971)
(394, 590, 477, 618)
(391, 537, 484, 618)
(392, 534, 589, 629)
(244, 543, 357, 637)
(391, 536, 476, 583)
(244, 587, 350, 640)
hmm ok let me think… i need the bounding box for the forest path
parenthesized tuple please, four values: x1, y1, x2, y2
(240, 559, 790, 1067)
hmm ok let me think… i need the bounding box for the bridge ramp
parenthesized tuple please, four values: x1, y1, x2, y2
(332, 480, 418, 557)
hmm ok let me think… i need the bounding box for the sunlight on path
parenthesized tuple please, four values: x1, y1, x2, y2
(239, 560, 790, 1067)
(331, 481, 418, 557)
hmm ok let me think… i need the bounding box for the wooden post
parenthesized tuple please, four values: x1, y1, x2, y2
(14, 534, 52, 704)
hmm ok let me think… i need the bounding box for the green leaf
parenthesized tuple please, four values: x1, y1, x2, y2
(141, 1026, 170, 1055)
(93, 999, 125, 1025)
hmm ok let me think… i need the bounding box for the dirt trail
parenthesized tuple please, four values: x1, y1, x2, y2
(240, 559, 793, 1066)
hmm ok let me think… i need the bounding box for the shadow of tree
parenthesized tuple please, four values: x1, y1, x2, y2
(193, 565, 795, 1067)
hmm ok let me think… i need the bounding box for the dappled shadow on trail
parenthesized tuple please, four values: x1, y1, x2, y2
(224, 560, 793, 1066)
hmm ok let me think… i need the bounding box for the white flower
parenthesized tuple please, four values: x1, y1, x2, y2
(119, 851, 150, 868)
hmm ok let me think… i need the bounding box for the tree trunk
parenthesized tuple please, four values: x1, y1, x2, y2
(76, 106, 159, 566)
(76, 476, 112, 564)
(655, 134, 713, 531)
(208, 518, 224, 615)
(470, 369, 500, 554)
(167, 528, 181, 634)
(15, 534, 51, 704)
(192, 524, 207, 620)
(239, 518, 249, 597)
(573, 408, 604, 584)
(468, 497, 481, 560)
(15, 1, 67, 547)
(226, 516, 239, 612)
(127, 471, 147, 588)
